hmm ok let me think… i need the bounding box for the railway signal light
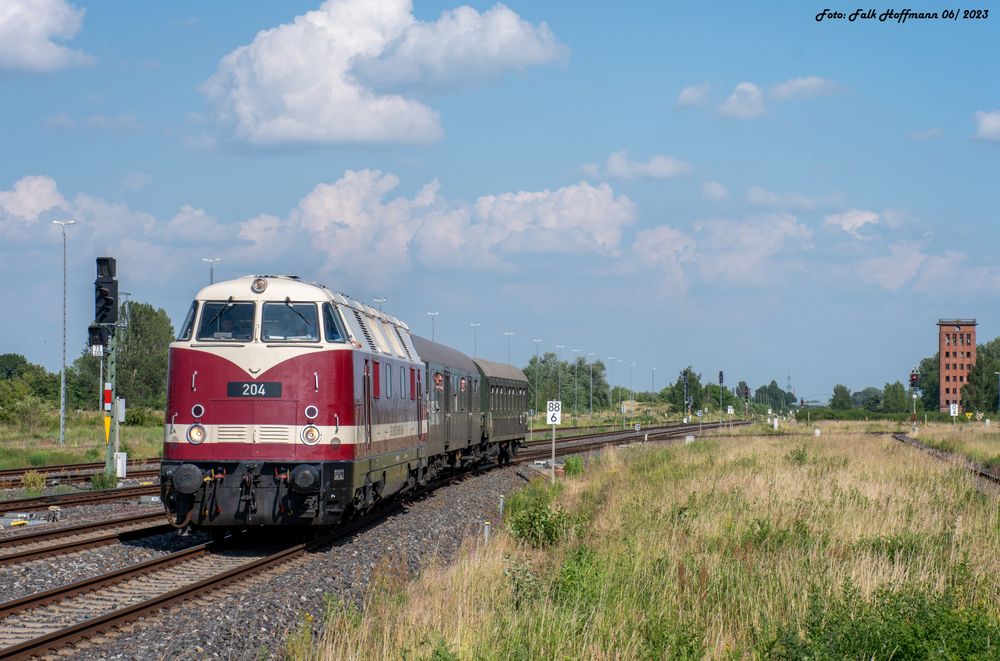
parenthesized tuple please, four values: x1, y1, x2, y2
(88, 323, 109, 348)
(94, 257, 118, 325)
(909, 367, 919, 387)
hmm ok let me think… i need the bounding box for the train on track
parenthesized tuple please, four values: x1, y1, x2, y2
(160, 275, 528, 528)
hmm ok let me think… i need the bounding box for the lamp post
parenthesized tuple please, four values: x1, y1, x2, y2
(201, 257, 220, 284)
(555, 345, 564, 402)
(629, 362, 635, 428)
(470, 323, 480, 357)
(608, 356, 615, 417)
(533, 339, 542, 416)
(426, 312, 439, 341)
(504, 331, 514, 365)
(374, 297, 387, 311)
(617, 359, 624, 429)
(53, 219, 75, 446)
(572, 349, 580, 414)
(587, 352, 595, 421)
(651, 367, 656, 407)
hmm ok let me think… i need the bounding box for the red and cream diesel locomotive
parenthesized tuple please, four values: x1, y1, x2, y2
(161, 275, 528, 528)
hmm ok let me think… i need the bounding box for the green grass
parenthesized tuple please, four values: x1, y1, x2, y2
(0, 410, 163, 470)
(305, 426, 1000, 660)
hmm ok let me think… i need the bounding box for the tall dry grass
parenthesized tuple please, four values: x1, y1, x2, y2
(298, 428, 1000, 659)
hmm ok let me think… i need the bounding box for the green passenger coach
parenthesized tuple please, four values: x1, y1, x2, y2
(474, 357, 529, 444)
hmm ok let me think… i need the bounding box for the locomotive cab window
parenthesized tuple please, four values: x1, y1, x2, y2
(262, 302, 319, 342)
(196, 301, 255, 341)
(177, 301, 198, 341)
(322, 303, 347, 343)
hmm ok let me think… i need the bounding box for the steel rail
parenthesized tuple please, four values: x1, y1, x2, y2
(0, 512, 170, 567)
(890, 433, 1000, 487)
(0, 485, 160, 515)
(0, 507, 397, 660)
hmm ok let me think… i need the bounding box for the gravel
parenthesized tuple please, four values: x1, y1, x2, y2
(0, 524, 210, 601)
(59, 466, 528, 660)
(0, 499, 163, 540)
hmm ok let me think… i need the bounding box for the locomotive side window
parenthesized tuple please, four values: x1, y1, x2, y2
(321, 303, 347, 343)
(261, 302, 319, 342)
(177, 301, 198, 341)
(196, 301, 255, 341)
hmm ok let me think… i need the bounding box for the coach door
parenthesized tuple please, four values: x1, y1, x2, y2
(362, 360, 373, 450)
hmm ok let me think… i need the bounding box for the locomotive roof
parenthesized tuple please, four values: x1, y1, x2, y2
(410, 335, 478, 373)
(193, 275, 410, 330)
(473, 357, 528, 384)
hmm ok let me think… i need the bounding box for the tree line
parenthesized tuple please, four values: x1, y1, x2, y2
(825, 335, 1000, 415)
(0, 302, 174, 424)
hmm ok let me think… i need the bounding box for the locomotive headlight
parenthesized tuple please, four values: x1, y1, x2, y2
(186, 423, 206, 445)
(304, 405, 319, 420)
(251, 277, 268, 294)
(301, 425, 321, 445)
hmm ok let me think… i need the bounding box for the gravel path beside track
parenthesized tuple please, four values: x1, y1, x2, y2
(66, 466, 526, 660)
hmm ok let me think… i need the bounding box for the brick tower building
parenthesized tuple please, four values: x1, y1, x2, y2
(938, 319, 977, 412)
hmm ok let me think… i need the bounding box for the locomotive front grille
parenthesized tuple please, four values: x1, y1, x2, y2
(257, 425, 291, 443)
(216, 425, 250, 442)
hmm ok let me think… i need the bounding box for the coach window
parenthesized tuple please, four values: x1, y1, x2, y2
(322, 303, 347, 343)
(386, 363, 392, 398)
(262, 302, 319, 342)
(177, 301, 198, 341)
(197, 301, 255, 341)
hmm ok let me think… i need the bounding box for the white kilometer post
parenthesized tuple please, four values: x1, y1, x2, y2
(547, 400, 561, 484)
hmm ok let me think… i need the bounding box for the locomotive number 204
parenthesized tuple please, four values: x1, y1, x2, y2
(227, 382, 282, 398)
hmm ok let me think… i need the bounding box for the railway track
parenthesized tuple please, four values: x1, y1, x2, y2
(0, 461, 160, 489)
(517, 420, 748, 464)
(0, 485, 160, 516)
(0, 508, 394, 660)
(890, 433, 1000, 487)
(0, 512, 170, 567)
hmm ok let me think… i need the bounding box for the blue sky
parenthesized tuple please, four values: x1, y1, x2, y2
(1, 0, 998, 401)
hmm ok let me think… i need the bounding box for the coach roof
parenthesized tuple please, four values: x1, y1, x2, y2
(411, 335, 478, 373)
(473, 357, 528, 383)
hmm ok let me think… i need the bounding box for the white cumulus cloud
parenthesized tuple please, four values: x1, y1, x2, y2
(693, 213, 812, 283)
(0, 0, 93, 71)
(770, 76, 838, 100)
(676, 82, 710, 108)
(354, 3, 566, 89)
(631, 225, 696, 289)
(859, 241, 927, 291)
(974, 110, 1000, 140)
(823, 209, 879, 239)
(584, 151, 692, 180)
(717, 82, 764, 118)
(202, 0, 566, 146)
(746, 185, 841, 210)
(700, 181, 728, 202)
(236, 170, 635, 283)
(0, 175, 69, 223)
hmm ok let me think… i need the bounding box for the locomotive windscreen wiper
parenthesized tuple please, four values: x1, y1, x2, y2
(204, 296, 235, 328)
(284, 297, 313, 327)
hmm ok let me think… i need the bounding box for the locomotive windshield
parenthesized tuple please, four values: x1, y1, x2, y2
(262, 302, 319, 342)
(177, 301, 198, 341)
(196, 301, 255, 341)
(322, 303, 347, 343)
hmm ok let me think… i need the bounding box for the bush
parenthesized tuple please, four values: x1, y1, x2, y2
(785, 444, 809, 466)
(768, 584, 1000, 659)
(125, 406, 163, 427)
(91, 471, 118, 490)
(21, 470, 45, 493)
(563, 455, 584, 477)
(506, 481, 568, 548)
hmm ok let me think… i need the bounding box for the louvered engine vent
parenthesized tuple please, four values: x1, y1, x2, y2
(394, 327, 413, 360)
(352, 309, 378, 352)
